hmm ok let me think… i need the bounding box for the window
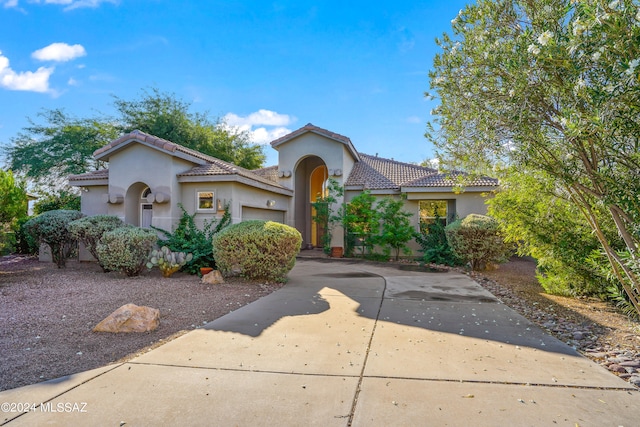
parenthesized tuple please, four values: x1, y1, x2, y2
(197, 191, 214, 210)
(419, 200, 448, 229)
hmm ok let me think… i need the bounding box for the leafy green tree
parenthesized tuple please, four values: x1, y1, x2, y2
(428, 0, 640, 315)
(488, 168, 621, 295)
(375, 197, 415, 261)
(33, 190, 81, 214)
(0, 169, 28, 253)
(343, 191, 380, 256)
(4, 109, 118, 187)
(4, 88, 266, 188)
(0, 169, 28, 224)
(113, 88, 265, 169)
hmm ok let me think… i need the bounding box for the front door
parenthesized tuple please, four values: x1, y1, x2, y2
(141, 203, 153, 228)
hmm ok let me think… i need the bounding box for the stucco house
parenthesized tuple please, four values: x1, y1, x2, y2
(69, 123, 497, 257)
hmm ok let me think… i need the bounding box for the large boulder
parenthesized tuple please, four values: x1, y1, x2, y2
(93, 303, 160, 333)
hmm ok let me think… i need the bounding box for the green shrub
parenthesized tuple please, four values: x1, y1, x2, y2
(95, 227, 157, 276)
(375, 197, 416, 261)
(445, 214, 510, 271)
(23, 210, 85, 268)
(14, 217, 38, 255)
(154, 203, 231, 275)
(68, 215, 126, 270)
(212, 220, 302, 282)
(415, 214, 463, 267)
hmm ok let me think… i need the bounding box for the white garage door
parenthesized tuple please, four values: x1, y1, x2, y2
(241, 207, 285, 223)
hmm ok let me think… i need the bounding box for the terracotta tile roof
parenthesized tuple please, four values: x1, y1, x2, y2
(270, 123, 352, 147)
(252, 165, 279, 183)
(177, 158, 290, 191)
(345, 153, 497, 190)
(403, 172, 498, 188)
(93, 130, 214, 163)
(68, 168, 109, 181)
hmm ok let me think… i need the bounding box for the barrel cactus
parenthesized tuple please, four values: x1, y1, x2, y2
(147, 246, 193, 277)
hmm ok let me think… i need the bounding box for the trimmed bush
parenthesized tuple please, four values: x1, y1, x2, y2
(95, 227, 157, 276)
(23, 210, 85, 268)
(445, 214, 509, 271)
(212, 220, 302, 282)
(68, 215, 126, 270)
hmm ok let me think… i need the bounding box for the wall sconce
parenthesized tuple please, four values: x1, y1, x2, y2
(266, 200, 276, 208)
(217, 198, 224, 211)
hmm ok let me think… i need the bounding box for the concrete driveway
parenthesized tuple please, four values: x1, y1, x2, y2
(1, 259, 638, 426)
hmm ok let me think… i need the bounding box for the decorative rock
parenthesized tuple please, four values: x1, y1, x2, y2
(201, 270, 224, 285)
(608, 364, 628, 374)
(93, 304, 160, 333)
(629, 375, 640, 387)
(572, 331, 584, 340)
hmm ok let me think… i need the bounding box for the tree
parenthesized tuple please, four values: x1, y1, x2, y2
(0, 169, 27, 224)
(33, 190, 81, 214)
(343, 191, 379, 256)
(4, 109, 118, 187)
(487, 168, 621, 296)
(428, 0, 640, 315)
(4, 88, 266, 188)
(376, 197, 415, 261)
(0, 169, 28, 253)
(112, 88, 265, 169)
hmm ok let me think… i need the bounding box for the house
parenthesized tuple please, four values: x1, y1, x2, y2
(69, 123, 497, 258)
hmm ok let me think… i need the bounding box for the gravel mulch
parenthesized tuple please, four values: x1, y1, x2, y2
(0, 255, 282, 392)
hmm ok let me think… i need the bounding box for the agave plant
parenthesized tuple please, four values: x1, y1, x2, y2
(147, 246, 193, 278)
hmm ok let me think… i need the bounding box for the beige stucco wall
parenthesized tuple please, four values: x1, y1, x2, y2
(105, 144, 195, 231)
(178, 181, 291, 230)
(80, 185, 108, 216)
(275, 133, 356, 248)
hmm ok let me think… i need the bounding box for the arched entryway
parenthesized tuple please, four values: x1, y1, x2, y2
(294, 156, 328, 248)
(125, 182, 153, 227)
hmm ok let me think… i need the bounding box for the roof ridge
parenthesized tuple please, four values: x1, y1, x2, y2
(359, 152, 437, 173)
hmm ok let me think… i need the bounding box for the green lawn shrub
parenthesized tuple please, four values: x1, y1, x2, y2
(23, 209, 85, 268)
(212, 220, 302, 282)
(445, 214, 510, 271)
(154, 203, 231, 275)
(415, 214, 463, 267)
(68, 215, 126, 271)
(95, 227, 157, 276)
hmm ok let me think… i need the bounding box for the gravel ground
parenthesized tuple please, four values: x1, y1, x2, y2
(475, 257, 640, 388)
(0, 255, 282, 392)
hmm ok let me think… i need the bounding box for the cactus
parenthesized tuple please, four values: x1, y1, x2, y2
(146, 246, 193, 278)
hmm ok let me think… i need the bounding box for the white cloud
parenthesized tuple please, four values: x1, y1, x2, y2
(6, 0, 117, 10)
(0, 51, 53, 93)
(406, 116, 421, 124)
(32, 43, 86, 62)
(223, 109, 296, 145)
(225, 109, 294, 127)
(67, 77, 78, 86)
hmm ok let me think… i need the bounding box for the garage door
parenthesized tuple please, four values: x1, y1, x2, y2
(241, 207, 285, 223)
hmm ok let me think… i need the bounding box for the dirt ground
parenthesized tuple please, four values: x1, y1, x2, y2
(0, 255, 283, 392)
(1, 255, 638, 392)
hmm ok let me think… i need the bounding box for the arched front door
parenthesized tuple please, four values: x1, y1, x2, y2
(310, 165, 328, 247)
(293, 156, 327, 248)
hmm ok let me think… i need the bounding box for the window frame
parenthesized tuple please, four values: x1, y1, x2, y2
(196, 191, 215, 212)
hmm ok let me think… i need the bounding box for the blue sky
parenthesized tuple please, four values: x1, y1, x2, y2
(0, 0, 468, 167)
